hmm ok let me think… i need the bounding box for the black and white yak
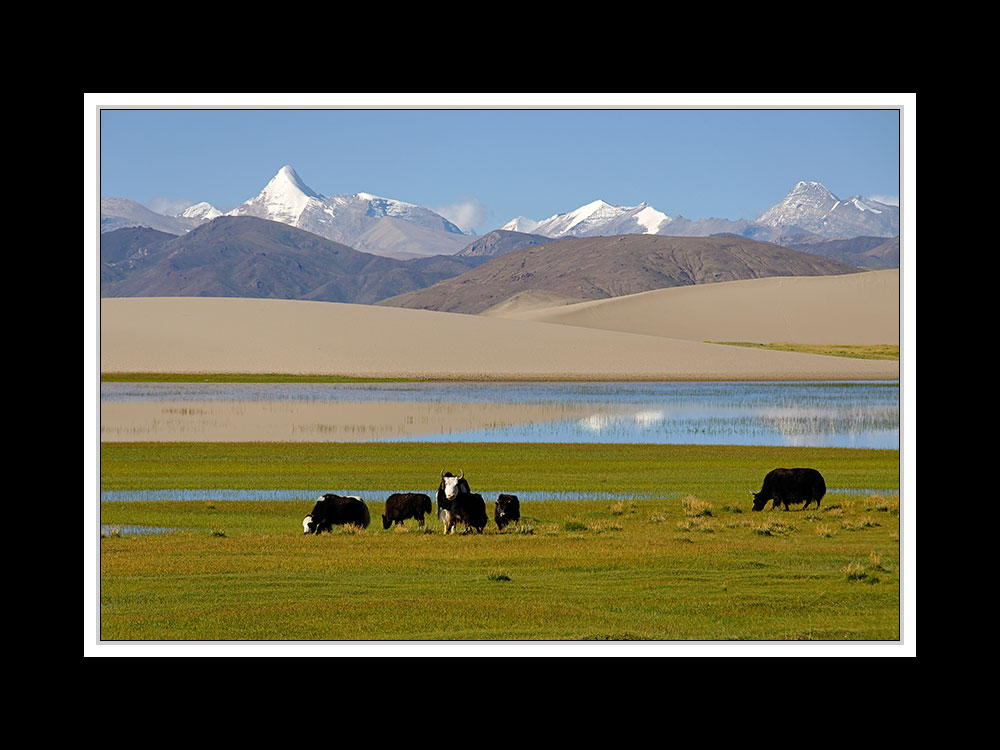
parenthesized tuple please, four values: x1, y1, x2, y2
(382, 492, 433, 529)
(750, 468, 827, 511)
(302, 494, 371, 533)
(437, 470, 488, 534)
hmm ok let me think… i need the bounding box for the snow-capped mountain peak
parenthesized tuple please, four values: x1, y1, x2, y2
(274, 164, 324, 199)
(218, 166, 470, 256)
(227, 165, 325, 226)
(500, 217, 542, 234)
(511, 199, 672, 239)
(178, 201, 223, 221)
(755, 181, 898, 237)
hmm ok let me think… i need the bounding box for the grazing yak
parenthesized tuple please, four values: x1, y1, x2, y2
(302, 494, 370, 533)
(437, 470, 487, 533)
(494, 493, 520, 530)
(382, 492, 433, 529)
(447, 492, 489, 534)
(750, 468, 826, 511)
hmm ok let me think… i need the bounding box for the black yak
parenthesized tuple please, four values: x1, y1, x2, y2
(447, 492, 489, 534)
(750, 468, 826, 511)
(382, 492, 433, 529)
(494, 493, 520, 530)
(302, 494, 371, 533)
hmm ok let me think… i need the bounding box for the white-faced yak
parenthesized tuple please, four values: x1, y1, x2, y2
(302, 494, 371, 533)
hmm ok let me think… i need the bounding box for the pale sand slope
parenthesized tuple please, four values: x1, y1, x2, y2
(495, 270, 899, 346)
(101, 296, 898, 381)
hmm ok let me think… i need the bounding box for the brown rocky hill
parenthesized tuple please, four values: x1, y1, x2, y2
(99, 216, 482, 304)
(779, 234, 900, 269)
(455, 229, 551, 258)
(377, 234, 861, 314)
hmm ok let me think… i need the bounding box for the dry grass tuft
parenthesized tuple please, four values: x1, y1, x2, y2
(610, 501, 637, 516)
(682, 496, 714, 517)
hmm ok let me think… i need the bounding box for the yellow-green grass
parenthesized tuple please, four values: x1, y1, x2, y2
(98, 442, 900, 641)
(709, 343, 899, 360)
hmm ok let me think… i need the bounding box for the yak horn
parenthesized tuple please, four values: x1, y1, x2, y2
(441, 469, 446, 478)
(459, 469, 464, 479)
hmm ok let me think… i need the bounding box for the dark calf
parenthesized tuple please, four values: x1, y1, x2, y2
(382, 492, 433, 529)
(494, 493, 520, 530)
(446, 492, 489, 534)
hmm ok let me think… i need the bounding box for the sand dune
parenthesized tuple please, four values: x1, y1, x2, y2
(100, 294, 898, 381)
(493, 270, 899, 345)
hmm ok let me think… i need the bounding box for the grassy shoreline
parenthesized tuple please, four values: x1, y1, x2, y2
(709, 342, 899, 360)
(100, 442, 899, 493)
(98, 441, 900, 641)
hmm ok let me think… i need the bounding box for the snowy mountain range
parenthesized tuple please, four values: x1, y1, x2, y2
(504, 181, 898, 242)
(503, 200, 672, 238)
(754, 181, 899, 238)
(223, 166, 472, 258)
(100, 167, 899, 260)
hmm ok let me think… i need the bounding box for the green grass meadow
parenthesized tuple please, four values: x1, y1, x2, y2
(98, 442, 901, 642)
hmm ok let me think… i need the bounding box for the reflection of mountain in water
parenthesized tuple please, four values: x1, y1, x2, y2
(573, 402, 898, 449)
(100, 381, 899, 449)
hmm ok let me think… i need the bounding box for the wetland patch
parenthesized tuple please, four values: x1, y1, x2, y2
(100, 381, 898, 448)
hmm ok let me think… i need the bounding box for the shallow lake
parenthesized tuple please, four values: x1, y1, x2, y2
(100, 380, 899, 449)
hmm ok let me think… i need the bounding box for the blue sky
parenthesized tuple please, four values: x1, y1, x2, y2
(99, 104, 900, 234)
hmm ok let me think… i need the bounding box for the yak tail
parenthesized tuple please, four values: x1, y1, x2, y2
(362, 503, 371, 529)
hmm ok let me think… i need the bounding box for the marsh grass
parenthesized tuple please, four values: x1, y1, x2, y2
(709, 342, 900, 361)
(842, 516, 881, 531)
(682, 496, 713, 517)
(747, 519, 795, 536)
(862, 494, 900, 514)
(844, 552, 888, 584)
(99, 441, 900, 641)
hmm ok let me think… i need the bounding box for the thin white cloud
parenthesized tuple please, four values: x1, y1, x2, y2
(870, 194, 899, 206)
(433, 196, 489, 233)
(147, 197, 196, 216)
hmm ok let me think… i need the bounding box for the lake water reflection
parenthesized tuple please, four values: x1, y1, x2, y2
(100, 381, 898, 449)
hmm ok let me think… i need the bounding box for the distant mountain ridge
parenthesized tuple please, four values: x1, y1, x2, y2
(100, 198, 204, 236)
(379, 234, 862, 315)
(100, 172, 899, 271)
(456, 229, 551, 258)
(502, 181, 899, 243)
(100, 216, 483, 303)
(756, 181, 899, 238)
(224, 166, 474, 259)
